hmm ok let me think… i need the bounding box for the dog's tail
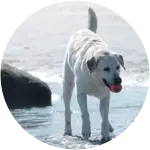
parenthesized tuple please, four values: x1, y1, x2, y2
(88, 7, 97, 33)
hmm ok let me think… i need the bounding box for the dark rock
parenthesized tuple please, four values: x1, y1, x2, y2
(1, 63, 52, 109)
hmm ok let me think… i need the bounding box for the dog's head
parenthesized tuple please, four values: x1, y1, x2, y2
(86, 51, 125, 93)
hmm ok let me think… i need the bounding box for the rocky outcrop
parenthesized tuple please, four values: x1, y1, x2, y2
(1, 63, 52, 109)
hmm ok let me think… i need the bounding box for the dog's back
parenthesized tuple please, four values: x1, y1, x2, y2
(66, 8, 107, 73)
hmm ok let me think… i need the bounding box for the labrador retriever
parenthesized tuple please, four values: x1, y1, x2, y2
(62, 7, 125, 142)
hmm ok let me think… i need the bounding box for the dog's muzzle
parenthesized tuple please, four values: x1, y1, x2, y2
(103, 79, 122, 93)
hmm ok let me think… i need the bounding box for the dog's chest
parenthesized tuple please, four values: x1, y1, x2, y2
(81, 78, 100, 97)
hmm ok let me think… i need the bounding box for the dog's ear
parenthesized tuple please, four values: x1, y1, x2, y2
(115, 54, 126, 70)
(86, 57, 99, 73)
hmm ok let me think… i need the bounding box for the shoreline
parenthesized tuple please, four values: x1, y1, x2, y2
(8, 99, 145, 150)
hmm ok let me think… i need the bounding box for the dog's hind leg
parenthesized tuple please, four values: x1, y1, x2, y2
(62, 55, 74, 136)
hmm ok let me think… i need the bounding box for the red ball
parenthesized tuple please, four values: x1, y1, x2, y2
(110, 84, 121, 92)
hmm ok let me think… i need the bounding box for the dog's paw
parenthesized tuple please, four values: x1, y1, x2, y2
(63, 131, 72, 136)
(82, 131, 91, 140)
(101, 121, 111, 142)
(82, 125, 91, 140)
(64, 121, 72, 136)
(100, 132, 110, 143)
(101, 136, 111, 144)
(64, 128, 72, 136)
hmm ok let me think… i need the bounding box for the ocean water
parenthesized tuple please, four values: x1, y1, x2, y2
(2, 1, 149, 149)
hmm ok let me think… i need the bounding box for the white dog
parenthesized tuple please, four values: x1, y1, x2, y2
(62, 7, 125, 142)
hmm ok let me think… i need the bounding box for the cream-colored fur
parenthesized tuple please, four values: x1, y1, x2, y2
(62, 7, 125, 142)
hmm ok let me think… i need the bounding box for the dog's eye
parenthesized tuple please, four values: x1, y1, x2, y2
(116, 66, 120, 70)
(103, 67, 110, 72)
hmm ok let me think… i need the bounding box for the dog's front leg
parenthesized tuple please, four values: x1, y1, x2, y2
(77, 91, 91, 140)
(99, 91, 111, 142)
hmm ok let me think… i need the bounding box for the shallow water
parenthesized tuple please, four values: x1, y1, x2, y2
(2, 1, 149, 149)
(11, 83, 148, 149)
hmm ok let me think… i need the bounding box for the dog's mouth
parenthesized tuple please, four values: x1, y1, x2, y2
(103, 79, 122, 93)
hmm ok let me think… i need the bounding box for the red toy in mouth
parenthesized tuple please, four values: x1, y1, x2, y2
(103, 79, 122, 93)
(110, 84, 122, 93)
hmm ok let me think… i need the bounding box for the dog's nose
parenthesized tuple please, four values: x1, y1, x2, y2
(114, 77, 122, 84)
